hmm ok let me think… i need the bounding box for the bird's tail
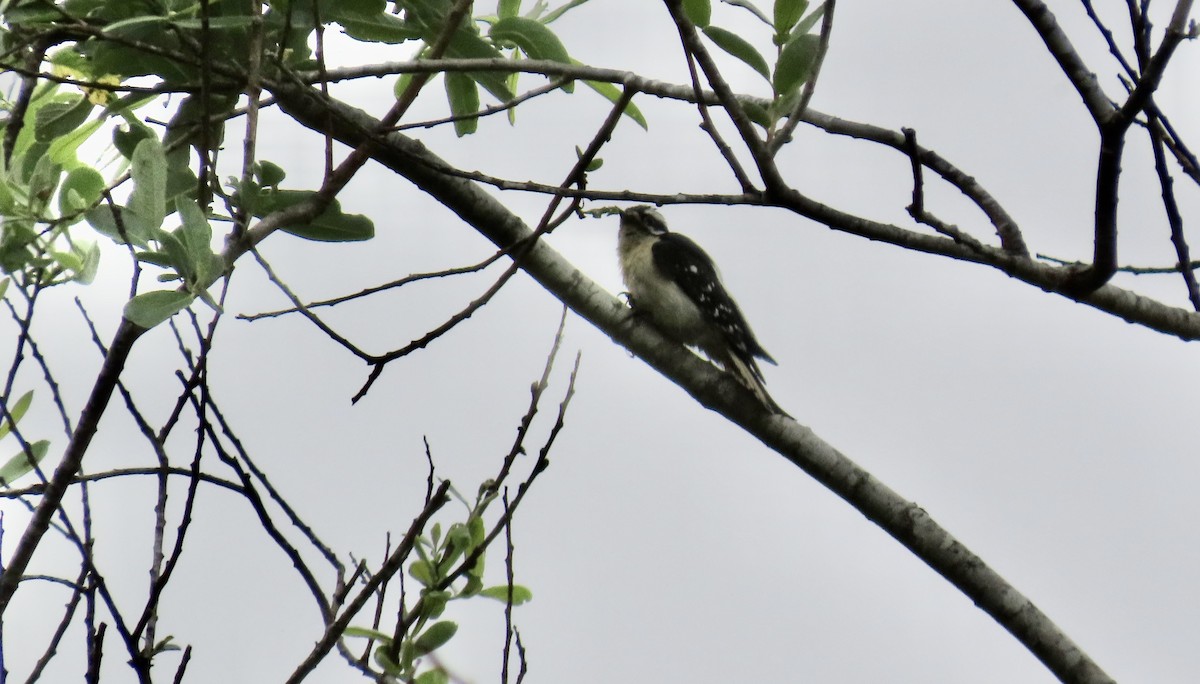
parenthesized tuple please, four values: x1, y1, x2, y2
(724, 353, 789, 417)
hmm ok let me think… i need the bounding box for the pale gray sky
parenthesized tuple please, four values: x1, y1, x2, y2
(4, 1, 1200, 683)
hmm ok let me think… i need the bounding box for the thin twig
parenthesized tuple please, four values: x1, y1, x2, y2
(902, 128, 987, 252)
(1148, 112, 1200, 309)
(238, 248, 509, 321)
(665, 0, 785, 194)
(681, 39, 758, 192)
(392, 77, 572, 132)
(283, 481, 452, 684)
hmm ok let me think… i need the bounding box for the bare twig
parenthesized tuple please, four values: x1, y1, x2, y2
(238, 248, 508, 321)
(283, 481, 452, 684)
(680, 39, 758, 192)
(392, 77, 572, 132)
(665, 0, 785, 194)
(25, 565, 89, 683)
(1149, 121, 1200, 309)
(500, 492, 517, 684)
(902, 128, 987, 252)
(249, 247, 374, 360)
(1010, 0, 1116, 124)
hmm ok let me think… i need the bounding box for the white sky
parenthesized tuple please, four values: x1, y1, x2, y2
(4, 1, 1200, 683)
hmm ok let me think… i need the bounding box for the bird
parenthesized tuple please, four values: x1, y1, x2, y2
(616, 205, 783, 413)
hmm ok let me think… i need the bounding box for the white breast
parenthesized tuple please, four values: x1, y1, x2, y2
(618, 230, 710, 346)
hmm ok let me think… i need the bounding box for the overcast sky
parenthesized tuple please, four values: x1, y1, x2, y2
(5, 1, 1200, 683)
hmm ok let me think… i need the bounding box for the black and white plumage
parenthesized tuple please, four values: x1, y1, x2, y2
(617, 205, 782, 412)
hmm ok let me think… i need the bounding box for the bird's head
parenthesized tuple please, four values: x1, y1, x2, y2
(619, 205, 670, 236)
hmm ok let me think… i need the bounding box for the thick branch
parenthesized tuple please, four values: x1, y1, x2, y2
(0, 320, 146, 614)
(272, 85, 1125, 684)
(1010, 0, 1115, 124)
(1076, 1, 1192, 292)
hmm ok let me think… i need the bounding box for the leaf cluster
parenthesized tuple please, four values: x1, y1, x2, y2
(0, 0, 643, 331)
(0, 388, 50, 487)
(0, 80, 111, 287)
(344, 500, 532, 682)
(685, 0, 825, 131)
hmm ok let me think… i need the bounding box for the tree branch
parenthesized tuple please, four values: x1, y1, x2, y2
(1009, 0, 1116, 124)
(273, 84, 1127, 684)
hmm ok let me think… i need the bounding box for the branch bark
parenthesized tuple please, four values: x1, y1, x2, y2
(272, 84, 1120, 684)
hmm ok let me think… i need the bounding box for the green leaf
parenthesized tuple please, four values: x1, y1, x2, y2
(286, 209, 374, 242)
(256, 161, 286, 187)
(468, 515, 486, 547)
(773, 32, 819, 97)
(793, 3, 826, 36)
(86, 205, 154, 247)
(25, 153, 62, 213)
(334, 7, 423, 43)
(163, 93, 236, 151)
(135, 250, 174, 270)
(0, 440, 50, 487)
(0, 221, 37, 273)
(48, 117, 105, 170)
(171, 16, 259, 30)
(459, 574, 483, 597)
(253, 190, 375, 242)
(773, 0, 807, 33)
(498, 0, 520, 19)
(91, 43, 196, 82)
(59, 166, 106, 216)
(446, 522, 473, 555)
(479, 585, 533, 605)
(49, 249, 83, 276)
(113, 122, 154, 160)
(490, 16, 573, 92)
(444, 72, 480, 137)
(124, 290, 196, 329)
(422, 589, 450, 619)
(34, 96, 94, 143)
(683, 0, 712, 27)
(702, 26, 770, 82)
(176, 199, 212, 257)
(540, 0, 591, 24)
(412, 621, 457, 656)
(409, 559, 434, 586)
(129, 138, 168, 232)
(175, 198, 223, 288)
(576, 145, 603, 171)
(373, 647, 404, 676)
(164, 147, 198, 203)
(76, 242, 101, 284)
(444, 31, 516, 102)
(414, 669, 449, 684)
(102, 15, 170, 36)
(0, 390, 34, 441)
(343, 626, 394, 641)
(582, 79, 647, 130)
(0, 175, 14, 214)
(3, 3, 60, 24)
(743, 100, 773, 129)
(723, 0, 771, 25)
(489, 16, 570, 63)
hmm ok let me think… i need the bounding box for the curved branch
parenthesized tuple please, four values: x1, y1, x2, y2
(272, 85, 1123, 684)
(1009, 0, 1115, 124)
(299, 58, 1030, 251)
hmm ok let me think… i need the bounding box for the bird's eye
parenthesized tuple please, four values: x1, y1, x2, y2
(641, 211, 667, 233)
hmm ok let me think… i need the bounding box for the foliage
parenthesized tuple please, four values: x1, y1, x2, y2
(0, 0, 1197, 683)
